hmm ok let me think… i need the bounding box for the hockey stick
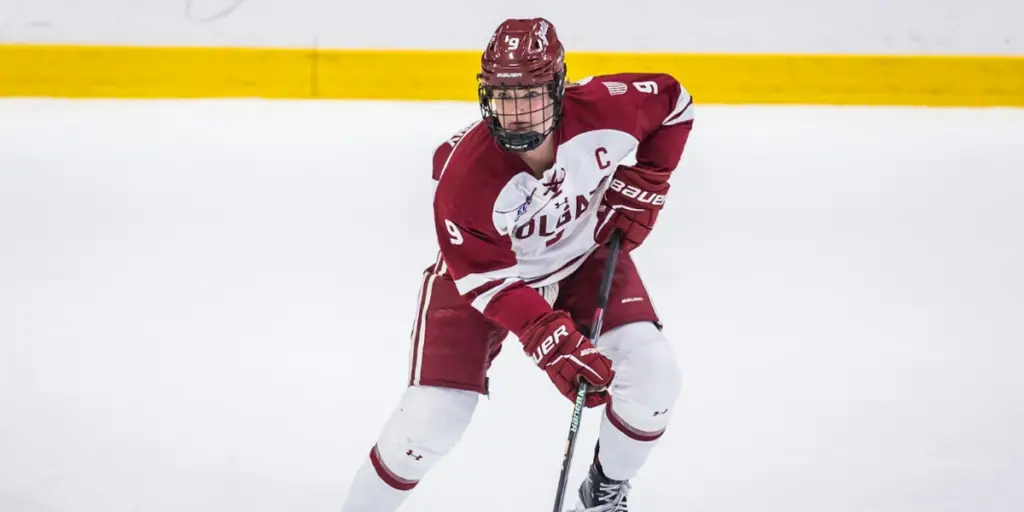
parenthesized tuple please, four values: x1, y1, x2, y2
(551, 229, 623, 512)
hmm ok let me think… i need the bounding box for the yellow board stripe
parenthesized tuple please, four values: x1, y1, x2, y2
(2, 44, 1022, 106)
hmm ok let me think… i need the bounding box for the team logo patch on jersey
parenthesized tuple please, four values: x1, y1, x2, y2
(542, 172, 565, 198)
(494, 186, 538, 226)
(513, 190, 535, 221)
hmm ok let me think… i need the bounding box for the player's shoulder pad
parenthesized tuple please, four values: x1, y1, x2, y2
(430, 120, 511, 229)
(431, 119, 491, 181)
(566, 72, 686, 105)
(569, 72, 682, 90)
(564, 72, 692, 136)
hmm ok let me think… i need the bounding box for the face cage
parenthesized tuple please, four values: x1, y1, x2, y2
(477, 73, 565, 153)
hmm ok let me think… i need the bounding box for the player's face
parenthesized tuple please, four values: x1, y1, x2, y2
(490, 86, 554, 135)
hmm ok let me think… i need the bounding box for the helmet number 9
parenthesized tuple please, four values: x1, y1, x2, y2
(505, 36, 521, 50)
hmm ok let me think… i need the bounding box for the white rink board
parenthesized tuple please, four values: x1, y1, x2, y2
(0, 0, 1021, 53)
(1, 100, 1023, 512)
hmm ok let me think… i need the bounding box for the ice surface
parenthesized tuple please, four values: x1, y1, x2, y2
(1, 99, 1023, 512)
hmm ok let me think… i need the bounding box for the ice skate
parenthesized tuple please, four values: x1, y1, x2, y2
(571, 460, 631, 512)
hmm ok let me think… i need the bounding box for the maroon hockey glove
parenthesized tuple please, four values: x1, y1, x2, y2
(520, 310, 615, 407)
(596, 165, 671, 252)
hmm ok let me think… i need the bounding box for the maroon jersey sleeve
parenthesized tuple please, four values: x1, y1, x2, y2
(431, 131, 553, 338)
(621, 72, 694, 174)
(574, 73, 694, 174)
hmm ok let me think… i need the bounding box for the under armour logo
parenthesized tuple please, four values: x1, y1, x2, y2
(406, 449, 423, 461)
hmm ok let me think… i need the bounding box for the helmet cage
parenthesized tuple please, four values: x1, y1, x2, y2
(477, 70, 566, 152)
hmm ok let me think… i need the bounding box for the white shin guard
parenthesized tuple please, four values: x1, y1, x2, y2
(341, 385, 478, 512)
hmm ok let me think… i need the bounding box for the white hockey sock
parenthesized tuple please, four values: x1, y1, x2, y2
(596, 402, 667, 481)
(340, 448, 414, 512)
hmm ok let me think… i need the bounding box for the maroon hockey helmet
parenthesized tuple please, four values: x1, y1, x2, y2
(477, 17, 567, 152)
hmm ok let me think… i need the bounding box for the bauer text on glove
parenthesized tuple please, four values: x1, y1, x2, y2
(520, 311, 615, 407)
(596, 164, 670, 252)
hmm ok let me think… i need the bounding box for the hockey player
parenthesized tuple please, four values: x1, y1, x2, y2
(340, 17, 694, 512)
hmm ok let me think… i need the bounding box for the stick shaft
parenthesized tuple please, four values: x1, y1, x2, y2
(551, 231, 622, 512)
